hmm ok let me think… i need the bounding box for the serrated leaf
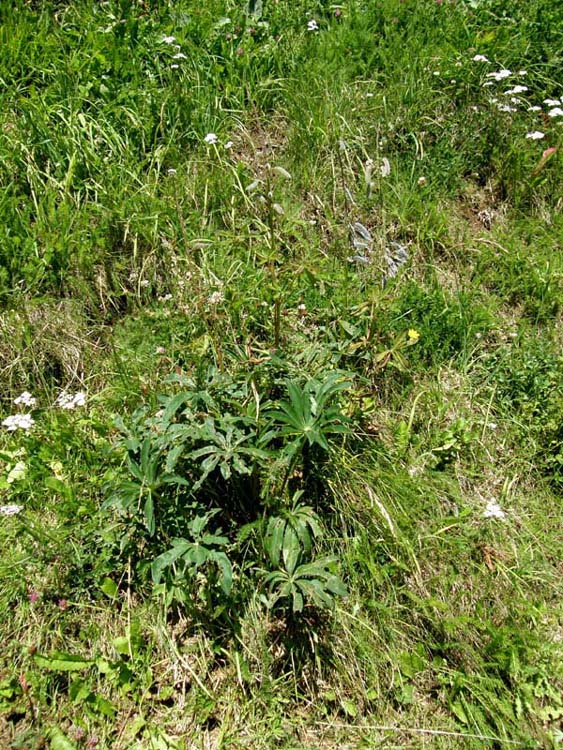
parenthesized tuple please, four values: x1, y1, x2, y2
(35, 652, 92, 672)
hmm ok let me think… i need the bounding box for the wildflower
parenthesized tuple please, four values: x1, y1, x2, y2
(548, 107, 563, 118)
(0, 504, 22, 516)
(379, 157, 391, 177)
(486, 69, 512, 81)
(207, 291, 225, 305)
(527, 105, 542, 112)
(224, 140, 234, 149)
(28, 589, 39, 603)
(204, 132, 218, 145)
(55, 392, 86, 410)
(544, 98, 561, 106)
(472, 54, 489, 62)
(497, 103, 517, 113)
(170, 64, 179, 69)
(167, 168, 177, 175)
(2, 414, 34, 431)
(297, 303, 307, 316)
(518, 70, 527, 76)
(172, 52, 187, 59)
(407, 329, 420, 343)
(307, 19, 319, 31)
(57, 599, 68, 611)
(161, 35, 176, 44)
(417, 176, 427, 186)
(526, 131, 545, 140)
(483, 500, 505, 519)
(14, 391, 36, 408)
(505, 85, 528, 94)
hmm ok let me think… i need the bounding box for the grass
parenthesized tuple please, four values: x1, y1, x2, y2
(1, 0, 562, 748)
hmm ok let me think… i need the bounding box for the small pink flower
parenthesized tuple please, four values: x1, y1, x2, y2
(28, 589, 40, 604)
(57, 598, 68, 611)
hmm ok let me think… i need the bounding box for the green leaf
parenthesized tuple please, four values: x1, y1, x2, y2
(144, 494, 155, 536)
(100, 577, 118, 600)
(151, 539, 191, 583)
(48, 726, 76, 750)
(35, 652, 92, 672)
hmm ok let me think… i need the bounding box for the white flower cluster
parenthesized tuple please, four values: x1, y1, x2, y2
(483, 500, 505, 519)
(207, 290, 225, 306)
(307, 19, 319, 32)
(203, 133, 233, 149)
(55, 391, 87, 410)
(14, 391, 36, 407)
(0, 504, 22, 517)
(2, 414, 35, 432)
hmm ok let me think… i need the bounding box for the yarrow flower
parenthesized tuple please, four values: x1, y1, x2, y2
(486, 69, 512, 81)
(204, 132, 218, 145)
(14, 391, 36, 408)
(2, 414, 34, 431)
(379, 157, 391, 177)
(162, 36, 176, 44)
(472, 54, 489, 62)
(172, 52, 187, 60)
(526, 131, 545, 140)
(544, 98, 561, 107)
(548, 107, 563, 118)
(0, 504, 22, 516)
(55, 392, 87, 410)
(307, 19, 319, 31)
(483, 500, 505, 519)
(207, 291, 225, 306)
(504, 85, 528, 95)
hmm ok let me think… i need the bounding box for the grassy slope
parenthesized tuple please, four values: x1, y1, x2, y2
(1, 1, 562, 748)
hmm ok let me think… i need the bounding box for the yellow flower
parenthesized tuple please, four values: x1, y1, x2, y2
(407, 328, 420, 343)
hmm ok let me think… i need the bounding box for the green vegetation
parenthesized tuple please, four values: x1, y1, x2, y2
(1, 0, 562, 747)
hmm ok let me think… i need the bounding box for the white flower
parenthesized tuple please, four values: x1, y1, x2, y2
(2, 414, 34, 431)
(417, 176, 427, 186)
(483, 500, 506, 519)
(505, 85, 528, 94)
(55, 392, 86, 410)
(224, 140, 234, 150)
(486, 69, 512, 81)
(526, 131, 545, 140)
(172, 52, 187, 59)
(379, 157, 391, 177)
(0, 504, 22, 517)
(14, 391, 36, 408)
(544, 98, 561, 106)
(548, 107, 563, 118)
(167, 168, 177, 175)
(207, 291, 225, 306)
(170, 64, 179, 70)
(518, 70, 527, 76)
(204, 132, 218, 145)
(307, 19, 319, 31)
(162, 35, 176, 44)
(527, 106, 542, 112)
(472, 54, 489, 62)
(497, 103, 517, 113)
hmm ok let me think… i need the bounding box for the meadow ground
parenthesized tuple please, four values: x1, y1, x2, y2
(0, 1, 562, 748)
